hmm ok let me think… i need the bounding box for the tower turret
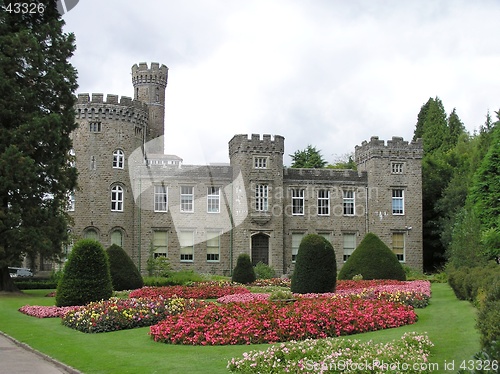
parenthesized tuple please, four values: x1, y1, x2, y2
(131, 62, 168, 144)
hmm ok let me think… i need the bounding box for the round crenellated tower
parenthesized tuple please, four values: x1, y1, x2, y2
(131, 62, 168, 143)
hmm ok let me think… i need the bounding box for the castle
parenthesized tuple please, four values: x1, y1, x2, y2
(68, 62, 423, 275)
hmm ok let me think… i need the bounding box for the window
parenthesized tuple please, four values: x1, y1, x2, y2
(90, 156, 96, 170)
(206, 231, 220, 262)
(391, 162, 404, 174)
(84, 228, 98, 240)
(254, 156, 268, 169)
(89, 122, 101, 132)
(291, 233, 304, 263)
(317, 189, 330, 216)
(113, 149, 124, 169)
(255, 184, 268, 212)
(392, 189, 404, 215)
(207, 187, 220, 213)
(154, 185, 168, 212)
(291, 189, 304, 215)
(111, 230, 123, 247)
(111, 185, 124, 211)
(153, 231, 168, 258)
(67, 191, 75, 211)
(343, 190, 355, 215)
(180, 186, 194, 212)
(392, 233, 405, 261)
(343, 233, 356, 262)
(179, 231, 194, 262)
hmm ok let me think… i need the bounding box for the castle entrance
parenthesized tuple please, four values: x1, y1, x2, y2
(251, 233, 269, 265)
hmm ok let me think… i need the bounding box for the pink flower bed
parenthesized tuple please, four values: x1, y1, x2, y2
(149, 297, 417, 345)
(19, 305, 81, 318)
(129, 282, 250, 300)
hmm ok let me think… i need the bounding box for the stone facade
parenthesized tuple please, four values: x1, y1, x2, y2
(68, 62, 423, 276)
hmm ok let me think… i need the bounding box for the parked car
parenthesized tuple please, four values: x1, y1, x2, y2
(8, 267, 33, 278)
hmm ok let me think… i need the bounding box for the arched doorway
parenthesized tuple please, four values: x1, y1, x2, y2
(251, 233, 269, 265)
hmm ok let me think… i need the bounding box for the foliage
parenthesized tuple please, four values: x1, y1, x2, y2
(289, 145, 327, 168)
(129, 282, 250, 299)
(14, 279, 57, 289)
(338, 233, 406, 281)
(106, 244, 143, 291)
(150, 297, 416, 345)
(231, 253, 256, 284)
(291, 234, 337, 294)
(146, 253, 171, 278)
(476, 280, 500, 358)
(268, 290, 294, 301)
(0, 0, 78, 291)
(55, 239, 113, 307)
(326, 152, 357, 170)
(254, 261, 275, 279)
(228, 332, 434, 373)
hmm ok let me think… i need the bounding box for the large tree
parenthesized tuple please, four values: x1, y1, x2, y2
(0, 0, 78, 291)
(289, 145, 327, 168)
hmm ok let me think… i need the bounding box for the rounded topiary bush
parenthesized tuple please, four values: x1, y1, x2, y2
(338, 233, 406, 281)
(232, 253, 256, 284)
(291, 234, 337, 294)
(56, 239, 113, 306)
(106, 244, 144, 291)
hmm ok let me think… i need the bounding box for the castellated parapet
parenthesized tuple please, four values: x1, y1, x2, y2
(228, 134, 285, 157)
(131, 62, 168, 87)
(354, 136, 423, 165)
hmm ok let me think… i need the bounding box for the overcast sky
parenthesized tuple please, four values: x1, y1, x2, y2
(62, 0, 500, 166)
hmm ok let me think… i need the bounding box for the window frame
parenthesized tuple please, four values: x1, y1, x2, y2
(207, 186, 220, 213)
(392, 232, 405, 262)
(291, 188, 305, 216)
(180, 186, 194, 213)
(391, 162, 404, 174)
(291, 232, 304, 263)
(179, 230, 194, 262)
(317, 189, 330, 216)
(343, 233, 356, 262)
(154, 185, 168, 212)
(152, 230, 168, 258)
(206, 230, 221, 262)
(253, 156, 268, 169)
(343, 190, 355, 216)
(255, 184, 269, 212)
(392, 189, 405, 215)
(112, 149, 125, 169)
(111, 185, 124, 212)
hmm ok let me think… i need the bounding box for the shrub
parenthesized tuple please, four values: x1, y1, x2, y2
(232, 254, 256, 284)
(477, 280, 500, 359)
(338, 233, 406, 281)
(291, 234, 337, 294)
(106, 244, 144, 291)
(56, 239, 113, 307)
(254, 262, 276, 279)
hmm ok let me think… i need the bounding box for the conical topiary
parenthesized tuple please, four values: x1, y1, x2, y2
(106, 244, 144, 291)
(291, 234, 337, 294)
(232, 253, 256, 284)
(338, 233, 406, 281)
(56, 239, 113, 306)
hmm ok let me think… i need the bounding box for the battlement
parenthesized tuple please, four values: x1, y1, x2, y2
(354, 136, 423, 164)
(131, 62, 168, 87)
(228, 134, 285, 157)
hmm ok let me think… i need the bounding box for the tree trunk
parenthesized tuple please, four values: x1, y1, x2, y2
(0, 266, 21, 293)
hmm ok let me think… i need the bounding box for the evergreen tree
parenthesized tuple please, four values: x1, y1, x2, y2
(447, 108, 466, 147)
(290, 145, 327, 168)
(0, 0, 78, 291)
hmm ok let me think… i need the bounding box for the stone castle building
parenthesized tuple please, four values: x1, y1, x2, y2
(69, 62, 423, 276)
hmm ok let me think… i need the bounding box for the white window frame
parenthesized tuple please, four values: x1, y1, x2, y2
(154, 185, 168, 212)
(113, 149, 124, 169)
(207, 187, 220, 213)
(343, 190, 355, 216)
(206, 230, 221, 262)
(255, 184, 268, 212)
(391, 162, 404, 174)
(153, 230, 168, 258)
(343, 233, 356, 262)
(392, 189, 405, 215)
(254, 156, 268, 169)
(180, 186, 194, 213)
(291, 188, 305, 215)
(111, 185, 124, 212)
(392, 232, 405, 262)
(291, 233, 304, 263)
(179, 230, 194, 262)
(317, 189, 330, 216)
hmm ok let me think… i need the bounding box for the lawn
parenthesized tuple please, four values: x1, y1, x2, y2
(0, 283, 480, 373)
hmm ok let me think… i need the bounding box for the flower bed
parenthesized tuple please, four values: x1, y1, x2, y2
(248, 278, 291, 288)
(129, 282, 250, 300)
(150, 297, 417, 345)
(227, 332, 434, 373)
(62, 297, 203, 333)
(19, 305, 81, 318)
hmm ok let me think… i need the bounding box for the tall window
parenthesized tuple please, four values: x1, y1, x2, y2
(206, 231, 220, 262)
(343, 190, 355, 215)
(392, 233, 405, 261)
(392, 189, 404, 215)
(254, 156, 268, 169)
(255, 184, 268, 212)
(111, 230, 123, 247)
(179, 231, 194, 262)
(153, 231, 168, 258)
(343, 233, 356, 262)
(180, 186, 194, 212)
(111, 185, 124, 211)
(291, 233, 304, 263)
(113, 149, 124, 169)
(154, 185, 168, 212)
(67, 191, 75, 211)
(291, 189, 305, 215)
(207, 187, 220, 213)
(317, 189, 330, 216)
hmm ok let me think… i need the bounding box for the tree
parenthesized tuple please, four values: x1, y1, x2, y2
(231, 253, 256, 284)
(0, 1, 78, 291)
(289, 145, 327, 168)
(326, 153, 357, 170)
(106, 244, 144, 291)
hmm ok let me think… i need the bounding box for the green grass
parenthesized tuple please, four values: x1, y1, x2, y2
(0, 283, 480, 373)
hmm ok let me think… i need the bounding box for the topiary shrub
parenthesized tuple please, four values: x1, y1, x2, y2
(56, 239, 113, 306)
(232, 253, 256, 284)
(338, 233, 406, 281)
(291, 234, 337, 294)
(106, 244, 144, 291)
